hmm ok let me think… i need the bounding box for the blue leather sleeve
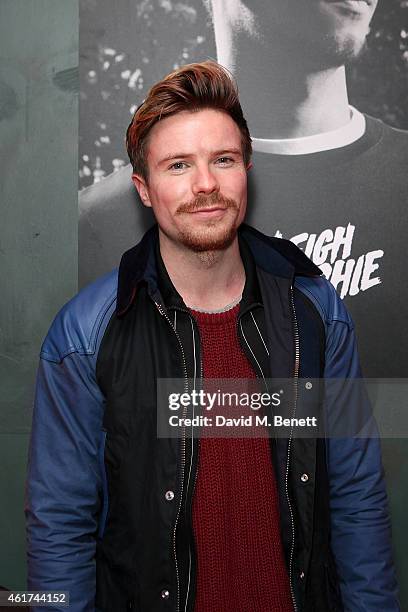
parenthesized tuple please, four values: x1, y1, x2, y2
(296, 276, 400, 611)
(25, 270, 117, 612)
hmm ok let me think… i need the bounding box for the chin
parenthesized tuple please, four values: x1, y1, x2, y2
(326, 31, 368, 64)
(179, 224, 238, 253)
(302, 27, 368, 68)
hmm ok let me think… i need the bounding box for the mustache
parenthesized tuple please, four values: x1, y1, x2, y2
(176, 192, 238, 214)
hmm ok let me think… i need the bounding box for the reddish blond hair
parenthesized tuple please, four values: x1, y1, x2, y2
(126, 60, 252, 181)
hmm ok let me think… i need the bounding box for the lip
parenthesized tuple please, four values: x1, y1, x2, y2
(322, 0, 372, 15)
(188, 207, 228, 218)
(325, 0, 372, 4)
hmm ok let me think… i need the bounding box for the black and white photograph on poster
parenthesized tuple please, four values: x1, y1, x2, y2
(79, 0, 408, 380)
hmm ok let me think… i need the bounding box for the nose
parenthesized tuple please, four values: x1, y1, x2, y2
(192, 163, 219, 196)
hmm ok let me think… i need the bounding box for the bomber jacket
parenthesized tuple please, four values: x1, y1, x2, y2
(26, 224, 399, 612)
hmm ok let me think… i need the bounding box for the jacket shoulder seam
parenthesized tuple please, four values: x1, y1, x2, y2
(88, 289, 117, 353)
(295, 277, 353, 329)
(40, 284, 117, 363)
(40, 346, 78, 362)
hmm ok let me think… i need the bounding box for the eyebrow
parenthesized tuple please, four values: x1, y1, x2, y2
(157, 148, 243, 166)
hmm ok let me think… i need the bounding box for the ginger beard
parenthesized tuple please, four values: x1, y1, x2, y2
(172, 191, 241, 253)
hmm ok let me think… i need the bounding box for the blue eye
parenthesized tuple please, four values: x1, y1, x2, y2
(169, 161, 187, 171)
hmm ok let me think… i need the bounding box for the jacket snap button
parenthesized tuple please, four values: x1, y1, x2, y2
(300, 473, 309, 483)
(305, 381, 312, 390)
(300, 571, 305, 579)
(161, 589, 170, 599)
(165, 490, 174, 501)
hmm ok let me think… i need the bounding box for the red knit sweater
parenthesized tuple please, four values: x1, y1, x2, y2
(190, 303, 293, 612)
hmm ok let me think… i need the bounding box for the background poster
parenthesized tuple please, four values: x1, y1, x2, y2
(78, 0, 408, 602)
(79, 0, 408, 379)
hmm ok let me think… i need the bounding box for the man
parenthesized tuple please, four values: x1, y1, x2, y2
(27, 61, 398, 611)
(79, 0, 408, 378)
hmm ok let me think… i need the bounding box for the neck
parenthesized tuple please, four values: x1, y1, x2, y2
(159, 231, 246, 311)
(218, 30, 350, 139)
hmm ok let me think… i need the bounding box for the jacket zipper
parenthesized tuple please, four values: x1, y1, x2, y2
(238, 314, 269, 394)
(190, 352, 203, 500)
(286, 285, 300, 612)
(183, 314, 201, 612)
(154, 301, 189, 612)
(184, 342, 203, 612)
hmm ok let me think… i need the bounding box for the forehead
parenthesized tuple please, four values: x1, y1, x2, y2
(147, 109, 243, 159)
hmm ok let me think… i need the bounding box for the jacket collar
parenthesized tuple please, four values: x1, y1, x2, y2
(239, 224, 321, 279)
(116, 223, 321, 316)
(116, 225, 159, 316)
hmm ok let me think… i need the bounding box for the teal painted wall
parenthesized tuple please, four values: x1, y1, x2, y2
(0, 0, 78, 589)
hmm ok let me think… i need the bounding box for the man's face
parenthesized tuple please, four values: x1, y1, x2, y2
(216, 0, 379, 64)
(133, 109, 248, 252)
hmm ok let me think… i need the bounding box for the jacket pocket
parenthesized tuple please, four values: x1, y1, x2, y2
(98, 429, 109, 539)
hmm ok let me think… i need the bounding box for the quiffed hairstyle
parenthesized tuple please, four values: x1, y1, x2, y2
(126, 60, 252, 181)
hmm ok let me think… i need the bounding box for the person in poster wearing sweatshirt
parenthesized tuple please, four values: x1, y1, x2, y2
(79, 0, 408, 377)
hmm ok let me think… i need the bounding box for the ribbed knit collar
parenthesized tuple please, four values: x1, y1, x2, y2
(189, 302, 241, 326)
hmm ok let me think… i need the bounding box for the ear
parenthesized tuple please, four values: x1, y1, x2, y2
(132, 173, 152, 208)
(246, 161, 253, 171)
